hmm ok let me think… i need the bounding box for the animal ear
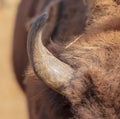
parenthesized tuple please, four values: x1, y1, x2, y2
(27, 13, 74, 94)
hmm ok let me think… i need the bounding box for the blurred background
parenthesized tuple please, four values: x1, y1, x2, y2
(0, 0, 29, 119)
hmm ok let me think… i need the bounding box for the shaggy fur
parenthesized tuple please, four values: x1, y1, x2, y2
(13, 0, 120, 119)
(25, 17, 120, 119)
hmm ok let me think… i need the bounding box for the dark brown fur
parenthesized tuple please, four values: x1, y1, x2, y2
(13, 0, 120, 119)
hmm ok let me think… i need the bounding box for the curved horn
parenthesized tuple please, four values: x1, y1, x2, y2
(27, 13, 74, 92)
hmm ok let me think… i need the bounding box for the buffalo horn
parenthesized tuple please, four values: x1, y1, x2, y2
(27, 13, 74, 92)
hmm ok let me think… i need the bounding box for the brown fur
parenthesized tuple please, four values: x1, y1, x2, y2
(13, 0, 120, 119)
(13, 0, 87, 89)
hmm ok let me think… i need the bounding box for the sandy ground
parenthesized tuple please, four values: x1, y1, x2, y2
(0, 1, 29, 119)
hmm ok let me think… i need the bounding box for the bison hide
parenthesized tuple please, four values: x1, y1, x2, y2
(13, 0, 120, 119)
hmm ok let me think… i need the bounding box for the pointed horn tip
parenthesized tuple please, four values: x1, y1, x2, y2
(39, 12, 49, 22)
(42, 12, 49, 19)
(31, 12, 49, 30)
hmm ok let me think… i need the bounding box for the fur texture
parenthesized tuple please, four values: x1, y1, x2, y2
(13, 0, 120, 119)
(25, 16, 120, 119)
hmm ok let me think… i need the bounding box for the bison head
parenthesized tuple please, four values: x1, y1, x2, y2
(27, 13, 120, 119)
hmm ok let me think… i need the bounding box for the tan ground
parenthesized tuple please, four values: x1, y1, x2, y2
(0, 1, 29, 119)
